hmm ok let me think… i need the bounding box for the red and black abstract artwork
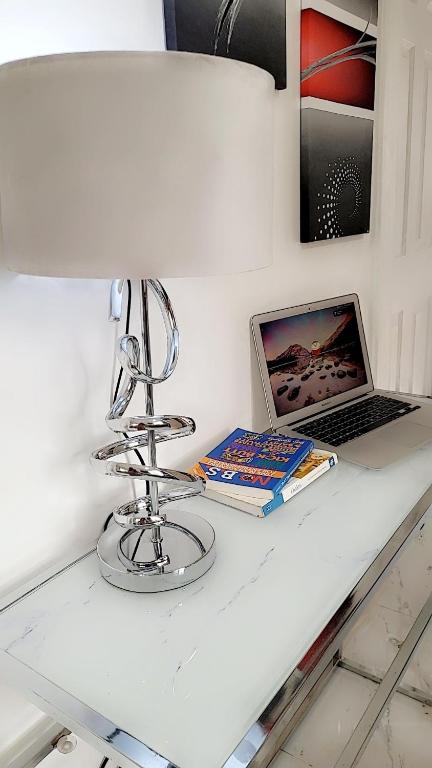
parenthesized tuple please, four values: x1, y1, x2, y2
(301, 1, 378, 243)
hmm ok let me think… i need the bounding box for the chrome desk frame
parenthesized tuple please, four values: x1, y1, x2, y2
(1, 482, 432, 768)
(230, 481, 432, 768)
(2, 722, 71, 768)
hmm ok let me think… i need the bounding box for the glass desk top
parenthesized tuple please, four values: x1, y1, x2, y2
(1, 443, 432, 768)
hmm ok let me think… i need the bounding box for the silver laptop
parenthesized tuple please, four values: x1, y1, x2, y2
(251, 294, 432, 469)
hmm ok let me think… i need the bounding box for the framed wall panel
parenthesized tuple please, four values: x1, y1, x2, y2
(163, 0, 287, 89)
(301, 0, 378, 243)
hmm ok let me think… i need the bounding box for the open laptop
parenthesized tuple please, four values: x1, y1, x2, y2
(251, 294, 432, 469)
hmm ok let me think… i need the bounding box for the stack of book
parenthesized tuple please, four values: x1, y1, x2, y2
(190, 428, 337, 517)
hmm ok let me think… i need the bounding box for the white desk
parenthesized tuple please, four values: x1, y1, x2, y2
(1, 443, 432, 768)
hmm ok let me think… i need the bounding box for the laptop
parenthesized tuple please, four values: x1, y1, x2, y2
(251, 294, 432, 469)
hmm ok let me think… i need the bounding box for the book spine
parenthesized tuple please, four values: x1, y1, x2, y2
(261, 495, 286, 516)
(203, 453, 337, 517)
(281, 455, 336, 502)
(262, 458, 333, 515)
(272, 441, 314, 496)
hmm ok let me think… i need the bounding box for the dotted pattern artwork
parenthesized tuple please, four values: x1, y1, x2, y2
(315, 156, 363, 240)
(300, 108, 373, 243)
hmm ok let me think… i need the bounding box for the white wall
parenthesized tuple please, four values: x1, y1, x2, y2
(372, 0, 432, 395)
(0, 0, 378, 756)
(0, 0, 168, 755)
(0, 0, 165, 60)
(0, 0, 377, 594)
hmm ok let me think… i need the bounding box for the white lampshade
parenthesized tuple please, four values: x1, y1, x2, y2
(0, 51, 274, 278)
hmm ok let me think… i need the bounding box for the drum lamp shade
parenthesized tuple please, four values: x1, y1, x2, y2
(0, 51, 274, 279)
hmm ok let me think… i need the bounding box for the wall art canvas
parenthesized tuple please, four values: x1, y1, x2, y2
(300, 0, 378, 242)
(163, 0, 287, 89)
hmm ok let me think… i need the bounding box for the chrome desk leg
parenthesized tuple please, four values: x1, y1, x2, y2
(335, 590, 432, 768)
(339, 658, 432, 706)
(239, 483, 432, 768)
(2, 721, 73, 768)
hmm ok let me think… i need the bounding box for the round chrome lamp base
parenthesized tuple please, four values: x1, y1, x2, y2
(97, 510, 216, 592)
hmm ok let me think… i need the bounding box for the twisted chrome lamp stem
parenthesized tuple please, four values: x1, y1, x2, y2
(92, 279, 216, 592)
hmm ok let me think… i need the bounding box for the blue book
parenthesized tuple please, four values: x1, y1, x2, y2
(191, 428, 313, 501)
(200, 449, 338, 517)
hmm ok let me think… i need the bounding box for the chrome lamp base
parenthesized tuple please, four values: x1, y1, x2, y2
(92, 279, 215, 593)
(98, 510, 215, 592)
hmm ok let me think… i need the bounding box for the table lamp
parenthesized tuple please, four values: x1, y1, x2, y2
(0, 51, 273, 593)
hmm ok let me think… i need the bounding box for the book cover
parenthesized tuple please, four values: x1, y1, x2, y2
(197, 449, 338, 517)
(194, 428, 313, 501)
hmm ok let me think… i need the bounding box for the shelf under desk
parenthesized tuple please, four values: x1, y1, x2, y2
(1, 444, 432, 768)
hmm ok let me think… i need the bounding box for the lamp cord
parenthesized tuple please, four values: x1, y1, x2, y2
(112, 278, 132, 403)
(100, 281, 145, 766)
(103, 280, 146, 552)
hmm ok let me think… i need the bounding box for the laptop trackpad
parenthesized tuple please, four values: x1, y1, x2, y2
(341, 420, 432, 469)
(382, 420, 432, 447)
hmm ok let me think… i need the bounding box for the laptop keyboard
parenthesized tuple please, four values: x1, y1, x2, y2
(294, 395, 420, 447)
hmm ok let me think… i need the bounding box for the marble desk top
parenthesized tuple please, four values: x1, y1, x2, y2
(1, 444, 432, 768)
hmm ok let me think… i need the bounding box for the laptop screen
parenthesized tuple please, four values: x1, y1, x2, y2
(258, 300, 369, 419)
